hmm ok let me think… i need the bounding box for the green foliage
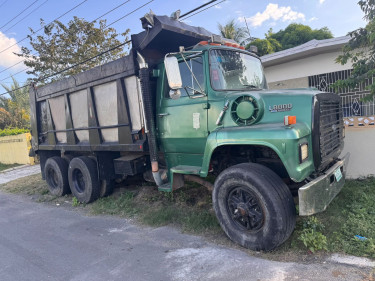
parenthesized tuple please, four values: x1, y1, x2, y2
(218, 19, 248, 45)
(0, 163, 21, 172)
(0, 127, 29, 136)
(302, 216, 325, 232)
(299, 229, 328, 253)
(298, 216, 327, 253)
(16, 17, 131, 83)
(246, 38, 282, 56)
(0, 78, 30, 129)
(334, 0, 375, 98)
(72, 197, 80, 207)
(269, 24, 333, 50)
(322, 178, 375, 258)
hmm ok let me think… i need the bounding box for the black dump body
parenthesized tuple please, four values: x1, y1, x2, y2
(29, 14, 217, 154)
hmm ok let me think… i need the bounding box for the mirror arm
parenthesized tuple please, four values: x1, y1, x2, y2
(180, 53, 206, 95)
(184, 86, 205, 99)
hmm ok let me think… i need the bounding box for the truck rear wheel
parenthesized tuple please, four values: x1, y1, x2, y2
(212, 163, 296, 251)
(44, 156, 70, 196)
(68, 157, 100, 204)
(100, 179, 115, 197)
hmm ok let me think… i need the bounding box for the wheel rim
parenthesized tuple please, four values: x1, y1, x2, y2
(72, 168, 85, 193)
(46, 167, 59, 190)
(226, 187, 265, 231)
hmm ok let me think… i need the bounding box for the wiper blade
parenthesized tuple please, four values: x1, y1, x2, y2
(241, 84, 261, 90)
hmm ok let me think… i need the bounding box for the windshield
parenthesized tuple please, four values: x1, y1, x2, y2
(209, 49, 267, 91)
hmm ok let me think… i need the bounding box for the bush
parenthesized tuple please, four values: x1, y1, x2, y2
(0, 128, 29, 137)
(298, 216, 328, 253)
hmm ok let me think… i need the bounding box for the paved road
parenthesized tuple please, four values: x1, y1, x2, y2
(0, 164, 41, 184)
(0, 191, 373, 281)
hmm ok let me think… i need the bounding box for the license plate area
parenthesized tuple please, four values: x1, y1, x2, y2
(334, 167, 343, 182)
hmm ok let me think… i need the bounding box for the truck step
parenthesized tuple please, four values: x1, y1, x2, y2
(170, 165, 201, 175)
(158, 183, 172, 192)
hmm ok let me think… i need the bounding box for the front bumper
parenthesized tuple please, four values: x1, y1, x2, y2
(298, 153, 350, 216)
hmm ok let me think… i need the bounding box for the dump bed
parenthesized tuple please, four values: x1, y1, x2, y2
(29, 51, 147, 153)
(29, 14, 219, 154)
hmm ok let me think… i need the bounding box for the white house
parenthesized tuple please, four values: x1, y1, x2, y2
(261, 37, 375, 178)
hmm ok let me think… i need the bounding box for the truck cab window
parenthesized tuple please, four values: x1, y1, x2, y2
(166, 56, 205, 98)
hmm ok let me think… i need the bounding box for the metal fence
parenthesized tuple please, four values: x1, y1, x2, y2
(341, 93, 375, 117)
(308, 70, 374, 117)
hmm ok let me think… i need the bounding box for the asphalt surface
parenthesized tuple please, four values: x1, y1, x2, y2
(0, 190, 373, 281)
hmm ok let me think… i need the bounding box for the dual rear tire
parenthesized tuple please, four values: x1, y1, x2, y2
(44, 156, 113, 203)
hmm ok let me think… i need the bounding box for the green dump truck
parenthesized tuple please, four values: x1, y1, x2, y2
(29, 13, 349, 251)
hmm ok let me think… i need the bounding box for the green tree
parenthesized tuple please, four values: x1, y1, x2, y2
(0, 77, 30, 129)
(15, 17, 130, 83)
(269, 23, 333, 50)
(218, 19, 248, 44)
(245, 28, 282, 56)
(334, 0, 375, 98)
(246, 38, 282, 56)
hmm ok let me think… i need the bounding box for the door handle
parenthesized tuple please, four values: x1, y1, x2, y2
(158, 113, 170, 117)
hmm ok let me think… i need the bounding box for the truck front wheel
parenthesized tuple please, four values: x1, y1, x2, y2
(68, 157, 100, 204)
(213, 163, 296, 251)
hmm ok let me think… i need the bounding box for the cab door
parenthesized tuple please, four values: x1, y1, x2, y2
(157, 55, 208, 156)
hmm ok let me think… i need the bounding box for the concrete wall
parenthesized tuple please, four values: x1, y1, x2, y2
(0, 133, 35, 165)
(263, 51, 350, 83)
(341, 127, 375, 178)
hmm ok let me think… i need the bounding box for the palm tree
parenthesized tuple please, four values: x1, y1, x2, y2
(218, 19, 248, 45)
(0, 77, 30, 129)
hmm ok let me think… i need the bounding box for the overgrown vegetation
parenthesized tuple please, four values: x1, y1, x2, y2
(334, 0, 375, 99)
(1, 174, 374, 258)
(297, 217, 328, 253)
(217, 19, 333, 56)
(91, 181, 221, 234)
(0, 162, 21, 172)
(16, 17, 130, 83)
(0, 77, 30, 130)
(0, 127, 29, 136)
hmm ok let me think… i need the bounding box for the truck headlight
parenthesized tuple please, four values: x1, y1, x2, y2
(299, 143, 308, 163)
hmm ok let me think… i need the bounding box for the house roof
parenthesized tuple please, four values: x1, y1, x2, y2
(261, 36, 350, 67)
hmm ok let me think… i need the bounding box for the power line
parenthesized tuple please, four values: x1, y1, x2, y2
(0, 39, 131, 97)
(0, 68, 29, 82)
(182, 0, 226, 20)
(0, 0, 135, 75)
(106, 0, 154, 27)
(0, 0, 88, 55)
(180, 0, 218, 19)
(0, 0, 40, 30)
(0, 0, 8, 8)
(91, 0, 131, 22)
(0, 0, 153, 78)
(3, 0, 49, 33)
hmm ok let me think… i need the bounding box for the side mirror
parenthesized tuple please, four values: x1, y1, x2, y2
(164, 56, 182, 89)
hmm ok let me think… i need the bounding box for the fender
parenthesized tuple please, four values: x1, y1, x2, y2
(200, 122, 315, 182)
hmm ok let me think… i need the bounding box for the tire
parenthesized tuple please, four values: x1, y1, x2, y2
(44, 156, 70, 196)
(100, 179, 115, 197)
(68, 156, 100, 204)
(212, 163, 296, 251)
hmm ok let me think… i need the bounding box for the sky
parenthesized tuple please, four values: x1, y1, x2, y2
(0, 0, 367, 88)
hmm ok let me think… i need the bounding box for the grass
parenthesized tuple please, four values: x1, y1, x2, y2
(1, 173, 374, 259)
(0, 162, 21, 172)
(317, 178, 375, 258)
(91, 180, 221, 234)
